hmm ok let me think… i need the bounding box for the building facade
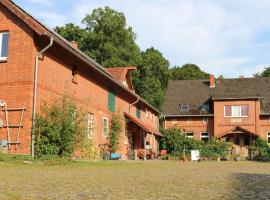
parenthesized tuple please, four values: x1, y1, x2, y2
(0, 0, 161, 159)
(163, 75, 270, 156)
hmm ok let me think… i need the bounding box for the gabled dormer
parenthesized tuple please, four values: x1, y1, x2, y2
(106, 66, 136, 91)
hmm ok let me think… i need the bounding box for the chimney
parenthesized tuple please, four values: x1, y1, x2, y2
(239, 75, 244, 79)
(71, 41, 78, 48)
(210, 74, 215, 88)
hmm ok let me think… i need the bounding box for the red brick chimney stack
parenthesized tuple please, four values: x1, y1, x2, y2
(210, 74, 215, 88)
(71, 41, 78, 48)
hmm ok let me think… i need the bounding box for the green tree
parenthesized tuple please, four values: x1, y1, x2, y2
(170, 64, 210, 80)
(254, 67, 270, 77)
(55, 23, 85, 46)
(133, 48, 170, 109)
(55, 7, 141, 67)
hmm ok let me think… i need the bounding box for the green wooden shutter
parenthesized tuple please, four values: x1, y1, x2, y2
(136, 107, 141, 119)
(108, 90, 115, 112)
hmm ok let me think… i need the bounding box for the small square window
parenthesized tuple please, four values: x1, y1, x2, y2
(180, 104, 189, 112)
(0, 32, 9, 61)
(201, 132, 209, 142)
(201, 104, 209, 111)
(186, 132, 194, 138)
(267, 132, 270, 143)
(203, 117, 208, 124)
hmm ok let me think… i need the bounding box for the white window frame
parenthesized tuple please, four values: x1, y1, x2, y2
(267, 132, 270, 143)
(87, 113, 93, 139)
(186, 132, 194, 138)
(224, 105, 248, 118)
(203, 117, 208, 124)
(0, 32, 9, 61)
(200, 132, 209, 142)
(181, 104, 189, 112)
(102, 117, 109, 137)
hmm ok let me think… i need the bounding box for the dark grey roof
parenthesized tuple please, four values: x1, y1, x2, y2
(162, 77, 270, 116)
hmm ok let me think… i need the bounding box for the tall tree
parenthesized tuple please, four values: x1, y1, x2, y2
(55, 7, 141, 67)
(170, 64, 210, 80)
(254, 67, 270, 77)
(133, 48, 170, 109)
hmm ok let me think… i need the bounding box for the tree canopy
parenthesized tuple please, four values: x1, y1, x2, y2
(254, 67, 270, 77)
(55, 7, 211, 110)
(133, 48, 170, 109)
(55, 7, 141, 67)
(170, 64, 210, 80)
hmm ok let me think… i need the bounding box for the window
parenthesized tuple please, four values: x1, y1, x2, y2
(203, 117, 208, 124)
(268, 132, 270, 143)
(180, 104, 189, 112)
(72, 65, 78, 83)
(0, 32, 9, 61)
(201, 104, 209, 111)
(201, 132, 209, 142)
(268, 117, 270, 123)
(136, 106, 141, 119)
(186, 132, 194, 138)
(224, 105, 249, 117)
(102, 117, 109, 137)
(87, 113, 93, 138)
(108, 89, 115, 112)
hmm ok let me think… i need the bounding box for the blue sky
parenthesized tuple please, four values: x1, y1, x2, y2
(14, 0, 270, 77)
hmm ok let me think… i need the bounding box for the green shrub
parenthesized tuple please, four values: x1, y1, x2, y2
(161, 128, 232, 159)
(34, 95, 89, 158)
(108, 113, 123, 153)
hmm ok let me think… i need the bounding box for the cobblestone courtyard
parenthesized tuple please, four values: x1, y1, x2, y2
(0, 161, 269, 200)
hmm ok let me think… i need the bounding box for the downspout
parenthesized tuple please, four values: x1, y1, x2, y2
(31, 34, 54, 158)
(129, 95, 139, 113)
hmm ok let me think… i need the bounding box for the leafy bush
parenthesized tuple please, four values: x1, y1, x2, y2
(249, 138, 270, 161)
(108, 113, 123, 153)
(161, 128, 232, 159)
(34, 95, 90, 158)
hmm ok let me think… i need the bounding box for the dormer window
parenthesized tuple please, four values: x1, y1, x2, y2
(180, 104, 189, 112)
(201, 104, 209, 111)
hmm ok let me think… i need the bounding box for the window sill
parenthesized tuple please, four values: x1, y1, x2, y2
(0, 59, 7, 63)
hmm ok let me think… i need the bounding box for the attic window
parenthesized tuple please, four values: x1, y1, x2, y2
(180, 104, 189, 112)
(72, 65, 78, 84)
(201, 104, 209, 111)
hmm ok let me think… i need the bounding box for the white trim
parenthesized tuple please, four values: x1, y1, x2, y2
(0, 32, 8, 61)
(102, 117, 109, 137)
(180, 104, 190, 112)
(200, 132, 209, 141)
(186, 132, 194, 138)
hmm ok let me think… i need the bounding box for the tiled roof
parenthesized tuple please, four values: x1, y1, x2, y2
(162, 77, 270, 116)
(106, 66, 136, 82)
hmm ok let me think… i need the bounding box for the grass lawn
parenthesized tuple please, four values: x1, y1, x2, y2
(0, 160, 270, 200)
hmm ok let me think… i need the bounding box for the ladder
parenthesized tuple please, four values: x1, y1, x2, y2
(0, 102, 25, 149)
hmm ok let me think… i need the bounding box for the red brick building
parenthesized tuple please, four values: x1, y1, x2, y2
(0, 0, 161, 159)
(163, 75, 270, 156)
